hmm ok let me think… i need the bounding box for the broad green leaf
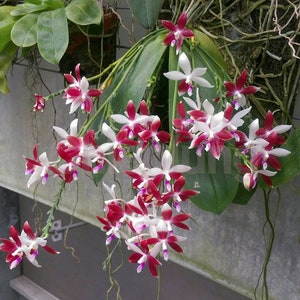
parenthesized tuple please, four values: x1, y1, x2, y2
(127, 0, 164, 29)
(0, 42, 18, 94)
(193, 30, 228, 71)
(89, 30, 167, 133)
(65, 0, 103, 25)
(0, 5, 15, 22)
(11, 13, 38, 47)
(232, 182, 256, 205)
(37, 8, 68, 64)
(0, 6, 17, 52)
(259, 127, 300, 189)
(183, 150, 239, 214)
(42, 0, 64, 9)
(10, 4, 48, 16)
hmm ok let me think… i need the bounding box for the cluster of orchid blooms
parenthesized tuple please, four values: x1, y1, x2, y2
(0, 12, 292, 276)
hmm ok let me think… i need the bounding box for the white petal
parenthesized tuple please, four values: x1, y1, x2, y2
(193, 121, 210, 134)
(257, 169, 277, 177)
(249, 119, 259, 140)
(190, 67, 207, 77)
(192, 77, 214, 88)
(110, 114, 130, 124)
(97, 142, 113, 153)
(147, 167, 163, 177)
(102, 123, 116, 142)
(230, 107, 251, 128)
(203, 99, 214, 115)
(272, 125, 292, 134)
(80, 77, 89, 92)
(27, 169, 42, 188)
(162, 150, 172, 171)
(53, 126, 68, 139)
(70, 119, 79, 136)
(183, 96, 199, 110)
(170, 165, 191, 173)
(39, 152, 49, 165)
(268, 148, 291, 157)
(69, 98, 82, 114)
(236, 94, 246, 107)
(164, 71, 186, 81)
(178, 52, 191, 75)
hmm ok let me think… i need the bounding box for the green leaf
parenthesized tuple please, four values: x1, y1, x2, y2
(42, 0, 64, 9)
(65, 0, 103, 25)
(89, 30, 167, 133)
(127, 0, 164, 29)
(232, 182, 256, 205)
(0, 42, 18, 94)
(193, 30, 228, 71)
(37, 8, 68, 64)
(183, 151, 239, 214)
(0, 6, 17, 52)
(10, 3, 48, 16)
(259, 127, 300, 188)
(11, 13, 38, 47)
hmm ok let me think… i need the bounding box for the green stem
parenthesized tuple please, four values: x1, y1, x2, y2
(168, 47, 179, 156)
(79, 29, 166, 137)
(41, 181, 66, 238)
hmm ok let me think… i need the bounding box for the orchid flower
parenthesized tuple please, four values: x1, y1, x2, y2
(256, 110, 292, 143)
(224, 69, 260, 109)
(126, 240, 162, 277)
(147, 150, 191, 191)
(64, 63, 102, 114)
(146, 220, 186, 261)
(101, 122, 139, 161)
(0, 222, 59, 269)
(33, 94, 45, 112)
(138, 116, 170, 151)
(163, 176, 199, 211)
(162, 11, 194, 54)
(24, 145, 61, 188)
(240, 164, 277, 190)
(110, 100, 152, 138)
(161, 203, 190, 232)
(164, 52, 213, 96)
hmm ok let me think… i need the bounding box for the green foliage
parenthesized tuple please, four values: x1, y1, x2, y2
(0, 0, 103, 94)
(37, 8, 68, 65)
(11, 13, 39, 47)
(87, 29, 168, 135)
(184, 152, 240, 214)
(0, 42, 18, 94)
(65, 0, 103, 26)
(127, 0, 165, 29)
(10, 3, 48, 16)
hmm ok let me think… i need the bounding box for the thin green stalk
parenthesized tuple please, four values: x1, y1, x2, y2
(168, 47, 179, 156)
(41, 181, 66, 238)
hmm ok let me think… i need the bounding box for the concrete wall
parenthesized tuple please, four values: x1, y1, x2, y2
(0, 2, 299, 299)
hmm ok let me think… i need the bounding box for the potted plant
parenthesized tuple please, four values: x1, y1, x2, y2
(0, 0, 103, 93)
